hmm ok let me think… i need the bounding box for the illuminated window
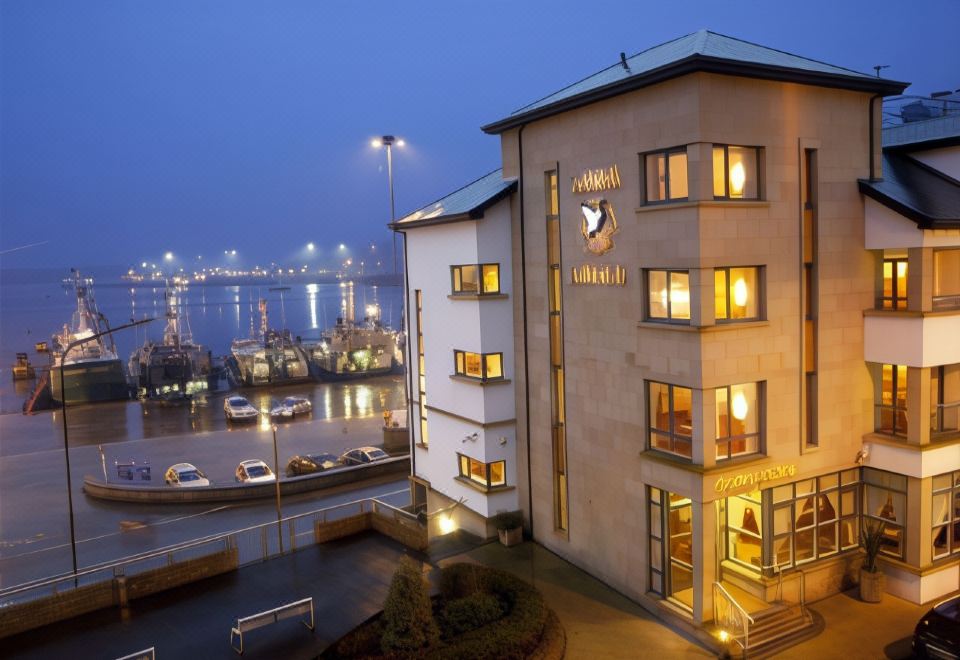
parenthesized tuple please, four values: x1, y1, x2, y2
(415, 290, 428, 447)
(546, 169, 568, 531)
(715, 267, 760, 321)
(933, 249, 960, 310)
(713, 145, 760, 200)
(932, 470, 960, 559)
(643, 148, 688, 203)
(648, 382, 693, 459)
(716, 383, 761, 460)
(875, 364, 908, 436)
(931, 365, 960, 435)
(724, 490, 763, 570)
(451, 263, 500, 295)
(457, 453, 507, 489)
(646, 270, 690, 321)
(862, 468, 907, 559)
(453, 350, 503, 381)
(880, 257, 908, 310)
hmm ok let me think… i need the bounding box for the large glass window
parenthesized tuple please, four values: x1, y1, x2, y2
(880, 258, 908, 310)
(644, 149, 688, 203)
(713, 145, 760, 200)
(715, 267, 761, 321)
(876, 364, 908, 436)
(646, 270, 690, 322)
(934, 249, 960, 310)
(716, 383, 761, 460)
(648, 487, 694, 607)
(451, 263, 500, 295)
(457, 453, 506, 489)
(931, 364, 960, 435)
(771, 469, 859, 569)
(725, 490, 763, 570)
(648, 382, 693, 459)
(546, 169, 568, 532)
(932, 470, 960, 559)
(453, 350, 503, 381)
(415, 290, 428, 447)
(862, 468, 907, 559)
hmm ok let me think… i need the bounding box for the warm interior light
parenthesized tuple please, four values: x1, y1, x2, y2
(896, 261, 907, 278)
(438, 514, 457, 535)
(719, 630, 730, 643)
(733, 278, 748, 307)
(670, 288, 690, 305)
(732, 391, 749, 421)
(371, 138, 382, 148)
(730, 161, 746, 197)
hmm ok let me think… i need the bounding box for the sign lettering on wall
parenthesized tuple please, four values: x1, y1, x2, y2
(713, 464, 797, 494)
(571, 165, 621, 193)
(571, 264, 627, 287)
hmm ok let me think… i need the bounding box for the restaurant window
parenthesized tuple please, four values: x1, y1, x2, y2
(648, 487, 694, 606)
(862, 468, 907, 559)
(880, 257, 908, 310)
(771, 469, 860, 569)
(643, 148, 688, 203)
(716, 383, 762, 460)
(648, 382, 693, 459)
(713, 145, 760, 200)
(457, 453, 506, 489)
(932, 470, 960, 559)
(724, 489, 763, 570)
(646, 270, 690, 322)
(931, 365, 960, 435)
(875, 364, 908, 436)
(934, 249, 960, 310)
(453, 350, 503, 381)
(451, 263, 500, 295)
(715, 267, 761, 321)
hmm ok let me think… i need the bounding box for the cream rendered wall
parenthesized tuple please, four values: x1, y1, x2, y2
(402, 198, 518, 521)
(504, 72, 880, 616)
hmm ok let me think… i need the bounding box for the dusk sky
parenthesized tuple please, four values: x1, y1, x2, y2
(1, 0, 957, 271)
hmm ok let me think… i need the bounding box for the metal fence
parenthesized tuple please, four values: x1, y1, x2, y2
(0, 492, 416, 611)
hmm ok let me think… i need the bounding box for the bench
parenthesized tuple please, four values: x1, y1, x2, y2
(230, 597, 315, 655)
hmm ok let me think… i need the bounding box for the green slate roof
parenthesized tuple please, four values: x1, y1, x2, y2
(483, 30, 908, 134)
(390, 169, 516, 230)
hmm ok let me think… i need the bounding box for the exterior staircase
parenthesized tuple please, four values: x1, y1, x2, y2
(713, 579, 819, 658)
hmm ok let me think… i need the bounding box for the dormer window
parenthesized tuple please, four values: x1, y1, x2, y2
(713, 145, 761, 200)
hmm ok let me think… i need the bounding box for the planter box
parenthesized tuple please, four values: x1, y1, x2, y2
(498, 527, 522, 547)
(859, 568, 885, 603)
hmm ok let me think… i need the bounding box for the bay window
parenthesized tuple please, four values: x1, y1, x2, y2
(713, 145, 760, 200)
(458, 453, 506, 489)
(934, 249, 960, 310)
(646, 270, 690, 321)
(643, 148, 688, 203)
(716, 382, 761, 460)
(932, 470, 960, 559)
(862, 468, 907, 559)
(451, 263, 501, 295)
(715, 267, 761, 321)
(648, 382, 693, 458)
(454, 350, 503, 381)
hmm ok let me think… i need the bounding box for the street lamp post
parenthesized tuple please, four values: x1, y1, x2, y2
(58, 317, 154, 580)
(372, 135, 404, 275)
(272, 425, 283, 554)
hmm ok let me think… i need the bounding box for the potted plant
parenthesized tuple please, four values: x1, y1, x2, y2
(493, 510, 523, 547)
(859, 520, 886, 602)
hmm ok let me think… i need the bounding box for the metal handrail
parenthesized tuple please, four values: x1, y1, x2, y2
(713, 581, 754, 651)
(0, 490, 408, 600)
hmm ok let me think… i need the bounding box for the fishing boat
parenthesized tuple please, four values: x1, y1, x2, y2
(50, 271, 130, 404)
(128, 286, 212, 400)
(229, 298, 310, 387)
(11, 353, 36, 380)
(305, 282, 403, 381)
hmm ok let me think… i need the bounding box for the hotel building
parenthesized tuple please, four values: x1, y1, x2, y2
(393, 30, 960, 650)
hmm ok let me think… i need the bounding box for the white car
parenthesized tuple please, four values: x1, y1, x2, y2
(164, 463, 210, 487)
(340, 446, 390, 466)
(235, 459, 276, 483)
(269, 395, 312, 419)
(224, 396, 258, 421)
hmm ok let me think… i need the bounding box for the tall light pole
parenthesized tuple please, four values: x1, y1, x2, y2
(371, 135, 405, 275)
(58, 317, 154, 580)
(272, 424, 283, 554)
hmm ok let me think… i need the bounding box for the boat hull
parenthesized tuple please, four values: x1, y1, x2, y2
(50, 360, 129, 404)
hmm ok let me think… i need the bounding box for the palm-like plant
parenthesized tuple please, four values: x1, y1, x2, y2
(860, 520, 886, 573)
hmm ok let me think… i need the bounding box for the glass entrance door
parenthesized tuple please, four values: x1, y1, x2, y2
(648, 487, 695, 611)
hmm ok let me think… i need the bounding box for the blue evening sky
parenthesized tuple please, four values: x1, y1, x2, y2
(1, 0, 956, 271)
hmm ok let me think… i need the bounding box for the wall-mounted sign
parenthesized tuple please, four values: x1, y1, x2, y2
(571, 264, 626, 287)
(713, 464, 797, 494)
(580, 198, 618, 255)
(572, 165, 621, 193)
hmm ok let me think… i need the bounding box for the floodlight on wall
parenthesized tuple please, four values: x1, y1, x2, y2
(498, 436, 508, 446)
(462, 432, 479, 443)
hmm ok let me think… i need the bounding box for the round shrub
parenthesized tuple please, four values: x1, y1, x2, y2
(380, 556, 440, 655)
(440, 591, 505, 636)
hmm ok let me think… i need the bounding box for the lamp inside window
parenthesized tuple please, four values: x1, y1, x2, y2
(713, 146, 760, 200)
(715, 267, 760, 321)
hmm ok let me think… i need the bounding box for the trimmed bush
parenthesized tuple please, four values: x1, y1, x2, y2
(380, 556, 440, 655)
(440, 592, 504, 636)
(439, 562, 483, 600)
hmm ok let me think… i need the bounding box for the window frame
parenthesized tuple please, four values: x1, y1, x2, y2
(647, 381, 694, 459)
(645, 269, 691, 323)
(715, 382, 763, 461)
(450, 263, 501, 296)
(641, 146, 690, 205)
(932, 470, 960, 559)
(875, 363, 908, 437)
(862, 468, 908, 560)
(453, 349, 504, 381)
(457, 453, 507, 490)
(933, 248, 960, 311)
(715, 266, 764, 322)
(879, 257, 908, 311)
(712, 144, 762, 201)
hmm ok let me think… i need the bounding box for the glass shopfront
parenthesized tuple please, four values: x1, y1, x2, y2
(648, 487, 695, 610)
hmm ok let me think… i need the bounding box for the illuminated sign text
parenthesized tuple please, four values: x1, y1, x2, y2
(714, 464, 797, 494)
(572, 165, 621, 194)
(571, 264, 627, 287)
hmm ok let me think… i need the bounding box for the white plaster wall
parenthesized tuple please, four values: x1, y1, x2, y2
(866, 440, 960, 479)
(864, 313, 960, 367)
(864, 198, 960, 249)
(910, 145, 960, 181)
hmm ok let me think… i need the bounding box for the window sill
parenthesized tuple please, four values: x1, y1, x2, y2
(448, 293, 508, 301)
(635, 200, 770, 214)
(863, 307, 960, 318)
(449, 375, 511, 386)
(454, 476, 515, 495)
(637, 320, 769, 332)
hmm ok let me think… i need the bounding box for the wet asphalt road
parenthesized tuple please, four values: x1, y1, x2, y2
(0, 376, 409, 588)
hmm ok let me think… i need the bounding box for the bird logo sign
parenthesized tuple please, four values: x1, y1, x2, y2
(579, 198, 618, 255)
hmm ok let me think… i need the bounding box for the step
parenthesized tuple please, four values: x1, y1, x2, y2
(748, 605, 814, 650)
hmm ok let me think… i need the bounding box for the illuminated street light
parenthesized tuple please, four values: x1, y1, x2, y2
(371, 135, 404, 275)
(307, 242, 315, 251)
(164, 251, 173, 261)
(338, 243, 346, 251)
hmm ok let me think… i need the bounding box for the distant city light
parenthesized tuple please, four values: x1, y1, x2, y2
(164, 252, 173, 261)
(141, 262, 147, 268)
(307, 242, 315, 251)
(338, 244, 346, 250)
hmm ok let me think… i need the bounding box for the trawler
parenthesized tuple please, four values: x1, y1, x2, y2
(229, 298, 310, 387)
(306, 282, 403, 380)
(128, 286, 212, 401)
(50, 271, 130, 404)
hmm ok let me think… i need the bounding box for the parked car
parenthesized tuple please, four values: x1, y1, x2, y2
(286, 453, 340, 476)
(235, 459, 276, 483)
(913, 594, 960, 659)
(224, 396, 258, 421)
(340, 446, 389, 466)
(164, 463, 210, 487)
(269, 396, 313, 419)
(268, 399, 294, 419)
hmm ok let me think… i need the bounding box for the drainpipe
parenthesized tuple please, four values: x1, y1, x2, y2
(517, 124, 534, 537)
(868, 94, 883, 181)
(400, 229, 416, 480)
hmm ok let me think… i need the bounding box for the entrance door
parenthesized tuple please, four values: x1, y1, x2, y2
(649, 488, 695, 611)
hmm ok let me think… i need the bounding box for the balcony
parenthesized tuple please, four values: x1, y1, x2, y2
(864, 309, 960, 367)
